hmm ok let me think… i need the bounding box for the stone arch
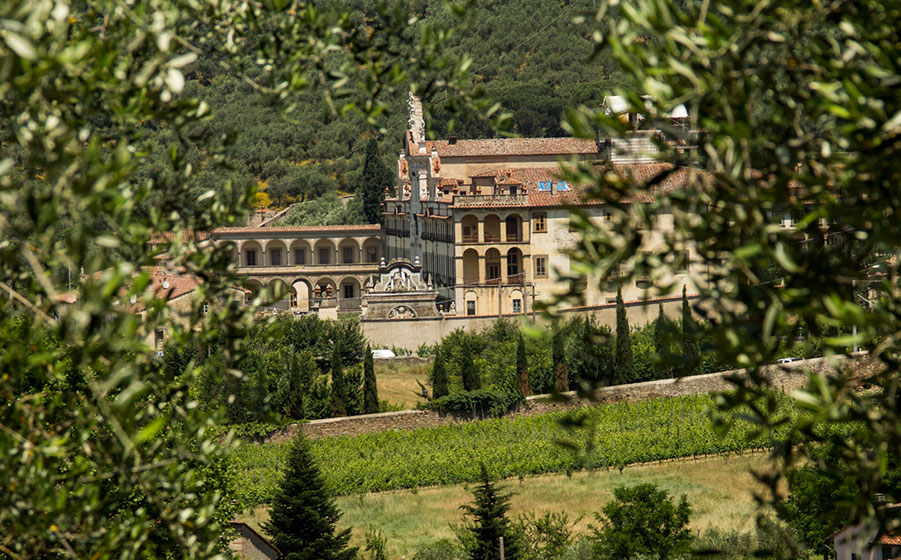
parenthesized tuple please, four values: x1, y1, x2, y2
(483, 214, 501, 243)
(219, 241, 239, 267)
(289, 239, 312, 266)
(461, 214, 479, 242)
(241, 240, 263, 267)
(267, 279, 291, 309)
(485, 248, 501, 283)
(267, 240, 288, 267)
(338, 238, 360, 264)
(338, 277, 362, 310)
(506, 247, 524, 283)
(463, 248, 480, 284)
(243, 279, 263, 305)
(362, 237, 382, 263)
(313, 239, 336, 265)
(510, 288, 525, 314)
(464, 290, 478, 316)
(504, 214, 523, 242)
(291, 278, 312, 312)
(313, 277, 337, 301)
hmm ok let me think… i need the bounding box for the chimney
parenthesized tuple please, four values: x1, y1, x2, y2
(448, 135, 457, 145)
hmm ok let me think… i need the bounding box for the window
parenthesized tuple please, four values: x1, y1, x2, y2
(245, 249, 257, 266)
(535, 255, 548, 278)
(512, 299, 522, 313)
(367, 247, 378, 263)
(533, 212, 547, 232)
(507, 252, 521, 277)
(319, 248, 330, 264)
(343, 247, 354, 264)
(343, 284, 355, 299)
(270, 248, 282, 266)
(466, 300, 476, 316)
(154, 328, 165, 349)
(295, 249, 305, 265)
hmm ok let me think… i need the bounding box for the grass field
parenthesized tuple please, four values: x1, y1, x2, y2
(375, 360, 430, 409)
(240, 453, 776, 558)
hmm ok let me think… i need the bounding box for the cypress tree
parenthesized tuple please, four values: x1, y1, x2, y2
(614, 286, 634, 384)
(330, 344, 347, 417)
(515, 333, 532, 396)
(362, 344, 379, 414)
(460, 339, 481, 391)
(681, 285, 700, 374)
(431, 347, 449, 398)
(460, 464, 522, 560)
(360, 138, 393, 224)
(552, 326, 568, 393)
(264, 435, 357, 560)
(653, 303, 670, 378)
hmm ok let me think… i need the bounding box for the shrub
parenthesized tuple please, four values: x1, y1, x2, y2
(425, 389, 524, 418)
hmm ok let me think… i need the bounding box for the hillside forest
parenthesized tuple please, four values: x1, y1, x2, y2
(122, 0, 624, 221)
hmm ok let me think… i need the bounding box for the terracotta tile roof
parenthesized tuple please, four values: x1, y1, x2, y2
(212, 224, 382, 235)
(426, 137, 600, 158)
(876, 534, 901, 546)
(150, 230, 211, 244)
(453, 164, 709, 208)
(146, 268, 201, 302)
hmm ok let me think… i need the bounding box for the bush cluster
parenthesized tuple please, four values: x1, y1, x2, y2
(423, 389, 525, 418)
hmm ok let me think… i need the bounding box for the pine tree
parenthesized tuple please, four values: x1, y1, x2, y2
(681, 286, 700, 374)
(614, 286, 634, 384)
(363, 344, 379, 414)
(461, 340, 481, 391)
(330, 344, 347, 417)
(431, 347, 450, 398)
(264, 436, 358, 560)
(552, 326, 568, 393)
(653, 303, 670, 378)
(360, 138, 393, 224)
(459, 464, 522, 560)
(515, 333, 532, 396)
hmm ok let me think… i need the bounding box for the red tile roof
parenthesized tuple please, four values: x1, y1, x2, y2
(876, 534, 901, 546)
(212, 224, 382, 235)
(450, 164, 709, 208)
(426, 137, 600, 158)
(150, 230, 211, 244)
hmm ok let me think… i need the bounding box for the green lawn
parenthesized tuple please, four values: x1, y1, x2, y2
(240, 453, 776, 558)
(375, 360, 430, 409)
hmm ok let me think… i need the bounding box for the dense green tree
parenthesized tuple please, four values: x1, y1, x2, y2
(614, 287, 634, 384)
(360, 138, 394, 223)
(561, 0, 901, 522)
(653, 304, 670, 379)
(680, 286, 699, 375)
(264, 436, 357, 560)
(363, 345, 379, 414)
(552, 326, 568, 393)
(592, 483, 693, 560)
(461, 340, 481, 391)
(458, 465, 522, 560)
(515, 333, 531, 396)
(431, 347, 450, 398)
(330, 344, 348, 417)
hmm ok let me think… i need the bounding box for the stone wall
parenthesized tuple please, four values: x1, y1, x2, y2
(362, 294, 686, 350)
(264, 354, 875, 442)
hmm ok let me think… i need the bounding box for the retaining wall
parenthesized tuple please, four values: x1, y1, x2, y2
(265, 353, 876, 442)
(362, 295, 686, 350)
